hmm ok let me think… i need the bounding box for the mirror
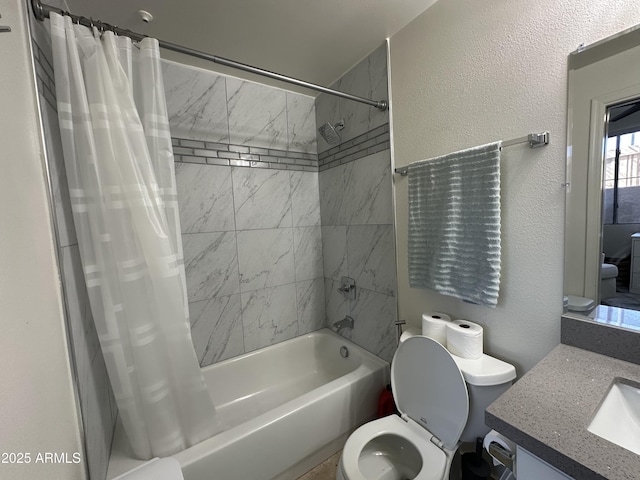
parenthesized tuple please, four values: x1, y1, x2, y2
(564, 23, 640, 331)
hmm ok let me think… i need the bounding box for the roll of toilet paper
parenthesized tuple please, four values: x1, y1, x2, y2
(446, 319, 483, 359)
(483, 429, 515, 467)
(421, 312, 451, 345)
(399, 327, 421, 344)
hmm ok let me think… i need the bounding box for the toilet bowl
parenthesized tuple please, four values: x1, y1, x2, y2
(337, 336, 516, 480)
(600, 263, 618, 300)
(338, 415, 447, 480)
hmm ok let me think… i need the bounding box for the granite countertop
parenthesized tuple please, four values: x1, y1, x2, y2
(486, 344, 640, 480)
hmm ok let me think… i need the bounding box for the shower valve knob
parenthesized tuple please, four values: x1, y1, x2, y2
(337, 276, 356, 300)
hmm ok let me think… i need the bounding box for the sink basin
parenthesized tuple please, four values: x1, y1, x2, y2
(587, 379, 640, 455)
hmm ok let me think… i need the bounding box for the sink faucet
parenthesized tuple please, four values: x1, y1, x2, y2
(332, 315, 354, 334)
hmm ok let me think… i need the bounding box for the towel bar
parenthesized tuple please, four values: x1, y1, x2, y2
(394, 131, 549, 175)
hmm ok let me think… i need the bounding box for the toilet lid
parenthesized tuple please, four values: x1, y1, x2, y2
(566, 295, 595, 312)
(391, 336, 469, 450)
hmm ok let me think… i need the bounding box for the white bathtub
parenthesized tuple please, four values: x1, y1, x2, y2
(107, 328, 390, 480)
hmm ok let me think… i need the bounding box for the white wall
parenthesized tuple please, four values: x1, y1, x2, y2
(603, 224, 640, 258)
(0, 0, 85, 478)
(389, 0, 640, 373)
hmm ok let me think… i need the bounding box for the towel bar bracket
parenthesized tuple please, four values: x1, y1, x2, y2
(0, 13, 11, 33)
(527, 131, 549, 148)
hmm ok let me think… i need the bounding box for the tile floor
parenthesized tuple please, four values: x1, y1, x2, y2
(296, 451, 341, 480)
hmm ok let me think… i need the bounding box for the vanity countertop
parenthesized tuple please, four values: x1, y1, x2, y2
(486, 343, 640, 480)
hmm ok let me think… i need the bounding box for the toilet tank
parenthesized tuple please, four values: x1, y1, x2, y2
(451, 353, 516, 443)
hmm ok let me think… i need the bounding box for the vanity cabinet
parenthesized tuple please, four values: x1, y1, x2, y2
(630, 233, 640, 293)
(516, 447, 573, 480)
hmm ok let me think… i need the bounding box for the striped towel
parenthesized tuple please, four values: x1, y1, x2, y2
(408, 141, 501, 307)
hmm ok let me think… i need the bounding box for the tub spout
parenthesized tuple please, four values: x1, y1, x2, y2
(332, 315, 354, 334)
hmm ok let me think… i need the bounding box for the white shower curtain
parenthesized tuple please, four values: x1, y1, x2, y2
(49, 13, 220, 459)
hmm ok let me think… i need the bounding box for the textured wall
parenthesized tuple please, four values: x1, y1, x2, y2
(390, 0, 640, 373)
(0, 0, 85, 478)
(603, 224, 640, 259)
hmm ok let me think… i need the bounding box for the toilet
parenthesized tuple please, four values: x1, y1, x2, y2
(336, 335, 516, 480)
(600, 253, 618, 301)
(600, 263, 618, 300)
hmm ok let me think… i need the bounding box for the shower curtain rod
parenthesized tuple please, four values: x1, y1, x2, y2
(30, 0, 389, 111)
(393, 131, 550, 176)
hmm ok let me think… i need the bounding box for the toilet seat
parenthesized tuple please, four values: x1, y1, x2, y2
(339, 337, 470, 480)
(391, 336, 469, 450)
(340, 415, 448, 480)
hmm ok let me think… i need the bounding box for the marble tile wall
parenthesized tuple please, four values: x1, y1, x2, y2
(318, 124, 390, 172)
(177, 163, 325, 365)
(165, 59, 325, 365)
(163, 60, 317, 155)
(319, 150, 397, 362)
(315, 43, 389, 154)
(31, 27, 117, 480)
(316, 43, 398, 363)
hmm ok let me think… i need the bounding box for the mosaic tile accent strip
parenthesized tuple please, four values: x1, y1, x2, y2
(172, 137, 319, 172)
(318, 123, 390, 172)
(32, 37, 321, 217)
(28, 47, 320, 174)
(32, 41, 57, 112)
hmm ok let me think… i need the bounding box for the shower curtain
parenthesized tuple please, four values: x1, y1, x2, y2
(49, 13, 220, 459)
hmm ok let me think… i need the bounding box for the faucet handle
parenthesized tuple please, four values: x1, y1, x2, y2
(337, 276, 356, 300)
